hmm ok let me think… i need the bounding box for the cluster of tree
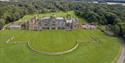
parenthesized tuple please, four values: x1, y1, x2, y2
(75, 4, 125, 37)
(0, 1, 81, 27)
(0, 1, 125, 37)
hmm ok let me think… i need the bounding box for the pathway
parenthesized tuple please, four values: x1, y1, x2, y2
(117, 38, 125, 63)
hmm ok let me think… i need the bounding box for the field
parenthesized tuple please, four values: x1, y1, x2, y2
(0, 29, 121, 63)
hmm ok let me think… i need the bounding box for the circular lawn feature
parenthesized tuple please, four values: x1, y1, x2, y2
(29, 30, 79, 53)
(28, 41, 79, 55)
(30, 40, 76, 53)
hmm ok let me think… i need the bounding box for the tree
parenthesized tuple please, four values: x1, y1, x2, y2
(0, 19, 5, 29)
(104, 12, 119, 25)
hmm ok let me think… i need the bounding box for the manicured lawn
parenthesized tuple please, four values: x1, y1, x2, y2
(0, 29, 121, 63)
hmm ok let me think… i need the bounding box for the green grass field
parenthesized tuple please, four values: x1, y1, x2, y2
(0, 29, 121, 63)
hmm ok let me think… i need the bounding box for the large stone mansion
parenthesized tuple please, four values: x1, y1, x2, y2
(8, 16, 81, 30)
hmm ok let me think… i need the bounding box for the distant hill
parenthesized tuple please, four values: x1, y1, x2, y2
(0, 0, 9, 1)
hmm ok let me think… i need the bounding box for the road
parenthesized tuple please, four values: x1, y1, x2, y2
(117, 38, 125, 63)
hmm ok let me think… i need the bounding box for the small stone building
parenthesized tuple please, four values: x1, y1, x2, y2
(7, 23, 22, 30)
(81, 24, 96, 29)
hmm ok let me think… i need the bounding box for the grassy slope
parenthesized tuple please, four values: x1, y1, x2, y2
(16, 11, 85, 23)
(0, 29, 121, 63)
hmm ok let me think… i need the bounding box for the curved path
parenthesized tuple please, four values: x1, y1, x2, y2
(27, 41, 79, 55)
(117, 38, 125, 63)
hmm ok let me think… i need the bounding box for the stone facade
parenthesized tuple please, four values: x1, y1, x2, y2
(22, 16, 79, 30)
(7, 17, 97, 30)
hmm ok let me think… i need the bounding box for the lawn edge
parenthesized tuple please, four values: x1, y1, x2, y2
(111, 42, 122, 63)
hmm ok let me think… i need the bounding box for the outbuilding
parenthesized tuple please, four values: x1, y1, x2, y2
(81, 24, 96, 29)
(8, 23, 22, 30)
